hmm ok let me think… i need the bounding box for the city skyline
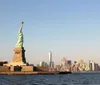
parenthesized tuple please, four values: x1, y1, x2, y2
(1, 0, 100, 65)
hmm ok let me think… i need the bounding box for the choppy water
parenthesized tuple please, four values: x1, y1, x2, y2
(0, 72, 100, 85)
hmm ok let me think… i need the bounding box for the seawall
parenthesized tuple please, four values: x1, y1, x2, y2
(0, 71, 59, 75)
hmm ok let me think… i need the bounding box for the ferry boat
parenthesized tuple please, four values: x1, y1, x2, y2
(59, 71, 72, 74)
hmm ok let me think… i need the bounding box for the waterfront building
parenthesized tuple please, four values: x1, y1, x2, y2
(91, 61, 95, 71)
(72, 61, 79, 72)
(51, 61, 54, 68)
(95, 63, 100, 71)
(67, 60, 72, 71)
(89, 60, 95, 71)
(84, 62, 90, 71)
(61, 57, 67, 66)
(60, 57, 72, 71)
(39, 61, 48, 67)
(56, 65, 60, 71)
(67, 60, 72, 65)
(89, 60, 92, 71)
(39, 61, 42, 67)
(77, 60, 90, 72)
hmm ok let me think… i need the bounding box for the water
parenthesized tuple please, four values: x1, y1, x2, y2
(0, 72, 100, 85)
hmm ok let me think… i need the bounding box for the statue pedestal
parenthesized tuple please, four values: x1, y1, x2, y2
(7, 47, 26, 66)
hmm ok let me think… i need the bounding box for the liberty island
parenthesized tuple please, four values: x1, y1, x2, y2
(0, 22, 70, 75)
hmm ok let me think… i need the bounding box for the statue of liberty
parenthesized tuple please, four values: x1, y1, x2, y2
(16, 21, 24, 48)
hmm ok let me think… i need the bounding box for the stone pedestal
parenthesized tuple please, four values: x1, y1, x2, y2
(10, 66, 14, 71)
(7, 47, 26, 66)
(0, 66, 10, 72)
(12, 47, 26, 63)
(21, 66, 34, 72)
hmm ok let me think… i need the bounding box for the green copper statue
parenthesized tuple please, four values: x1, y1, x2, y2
(16, 22, 24, 48)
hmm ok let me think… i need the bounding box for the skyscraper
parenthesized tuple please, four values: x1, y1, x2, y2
(48, 51, 52, 68)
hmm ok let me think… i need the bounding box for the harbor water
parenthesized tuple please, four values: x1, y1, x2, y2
(0, 72, 100, 85)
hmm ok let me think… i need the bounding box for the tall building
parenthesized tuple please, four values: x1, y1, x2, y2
(39, 61, 48, 67)
(51, 61, 54, 68)
(67, 60, 72, 65)
(48, 51, 52, 68)
(89, 60, 95, 71)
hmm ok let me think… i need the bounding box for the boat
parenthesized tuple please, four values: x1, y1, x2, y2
(59, 71, 72, 74)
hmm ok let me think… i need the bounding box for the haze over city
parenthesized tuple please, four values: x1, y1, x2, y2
(0, 0, 100, 65)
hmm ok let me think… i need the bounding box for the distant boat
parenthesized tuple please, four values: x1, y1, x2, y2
(59, 71, 71, 74)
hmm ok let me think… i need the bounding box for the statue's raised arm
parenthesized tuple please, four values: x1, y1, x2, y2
(18, 21, 24, 33)
(16, 21, 24, 48)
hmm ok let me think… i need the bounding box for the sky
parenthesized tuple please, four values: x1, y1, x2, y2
(0, 0, 100, 65)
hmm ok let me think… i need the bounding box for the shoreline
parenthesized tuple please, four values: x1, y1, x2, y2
(0, 71, 59, 75)
(0, 71, 72, 75)
(0, 71, 99, 75)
